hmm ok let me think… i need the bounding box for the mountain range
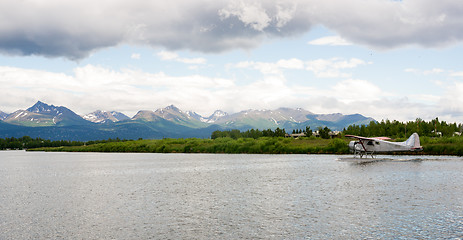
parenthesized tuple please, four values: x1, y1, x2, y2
(0, 101, 374, 141)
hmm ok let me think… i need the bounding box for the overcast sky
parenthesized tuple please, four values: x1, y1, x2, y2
(1, 0, 463, 122)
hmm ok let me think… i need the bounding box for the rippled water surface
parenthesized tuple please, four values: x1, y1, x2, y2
(1, 151, 462, 239)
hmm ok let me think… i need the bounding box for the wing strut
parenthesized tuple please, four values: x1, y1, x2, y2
(353, 141, 376, 158)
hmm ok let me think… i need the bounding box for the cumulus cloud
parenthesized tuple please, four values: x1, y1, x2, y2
(438, 81, 463, 119)
(450, 72, 463, 77)
(0, 65, 450, 122)
(1, 0, 462, 59)
(131, 53, 141, 59)
(308, 0, 463, 49)
(405, 68, 445, 75)
(0, 65, 234, 116)
(230, 58, 304, 75)
(308, 36, 352, 46)
(230, 57, 367, 78)
(305, 58, 368, 78)
(301, 78, 445, 122)
(219, 1, 272, 31)
(157, 51, 206, 64)
(424, 68, 445, 75)
(331, 79, 384, 103)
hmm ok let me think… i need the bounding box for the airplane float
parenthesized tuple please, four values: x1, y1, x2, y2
(345, 132, 423, 158)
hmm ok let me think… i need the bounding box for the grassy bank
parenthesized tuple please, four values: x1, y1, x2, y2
(29, 137, 350, 154)
(419, 136, 463, 155)
(27, 136, 463, 155)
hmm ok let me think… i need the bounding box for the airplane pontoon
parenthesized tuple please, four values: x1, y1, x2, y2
(346, 133, 423, 158)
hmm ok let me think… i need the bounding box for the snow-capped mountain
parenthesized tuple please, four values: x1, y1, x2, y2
(203, 107, 373, 131)
(4, 110, 53, 126)
(83, 110, 130, 123)
(4, 101, 87, 126)
(185, 109, 229, 123)
(27, 101, 60, 114)
(132, 105, 208, 128)
(111, 111, 130, 121)
(133, 105, 187, 122)
(185, 111, 207, 122)
(130, 105, 373, 131)
(216, 108, 313, 124)
(153, 105, 186, 121)
(0, 110, 7, 120)
(203, 110, 228, 123)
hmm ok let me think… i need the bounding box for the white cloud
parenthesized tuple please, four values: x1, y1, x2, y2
(440, 81, 463, 110)
(331, 79, 383, 103)
(431, 80, 444, 86)
(0, 65, 238, 116)
(219, 1, 271, 31)
(131, 53, 141, 59)
(178, 58, 207, 65)
(423, 68, 444, 75)
(311, 0, 463, 49)
(1, 0, 462, 59)
(308, 36, 352, 46)
(231, 58, 304, 76)
(306, 85, 440, 122)
(158, 51, 179, 61)
(277, 58, 305, 69)
(157, 51, 206, 64)
(404, 68, 420, 74)
(305, 58, 368, 78)
(450, 72, 463, 77)
(432, 81, 463, 122)
(0, 65, 453, 122)
(231, 57, 367, 78)
(405, 68, 446, 75)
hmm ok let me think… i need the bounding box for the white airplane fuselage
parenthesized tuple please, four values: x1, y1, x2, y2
(349, 139, 416, 152)
(347, 133, 422, 155)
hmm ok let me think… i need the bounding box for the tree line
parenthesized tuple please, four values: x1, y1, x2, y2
(0, 136, 128, 150)
(211, 128, 287, 139)
(343, 118, 462, 138)
(211, 126, 339, 139)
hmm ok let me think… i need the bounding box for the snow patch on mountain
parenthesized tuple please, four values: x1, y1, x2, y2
(83, 110, 129, 123)
(201, 110, 227, 123)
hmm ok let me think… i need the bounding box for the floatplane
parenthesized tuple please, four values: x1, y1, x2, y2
(339, 133, 423, 163)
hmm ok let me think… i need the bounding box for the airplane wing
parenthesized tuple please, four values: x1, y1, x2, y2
(345, 135, 392, 141)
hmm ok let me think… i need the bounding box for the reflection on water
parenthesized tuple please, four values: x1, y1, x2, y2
(1, 151, 462, 239)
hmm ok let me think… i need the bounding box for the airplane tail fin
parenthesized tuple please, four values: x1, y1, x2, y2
(405, 132, 422, 150)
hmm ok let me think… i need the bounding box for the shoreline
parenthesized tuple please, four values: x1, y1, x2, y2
(25, 137, 463, 156)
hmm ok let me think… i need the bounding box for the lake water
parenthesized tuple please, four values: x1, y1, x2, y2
(1, 151, 462, 239)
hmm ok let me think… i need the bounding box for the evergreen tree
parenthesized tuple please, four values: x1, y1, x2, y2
(305, 126, 312, 137)
(318, 126, 331, 139)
